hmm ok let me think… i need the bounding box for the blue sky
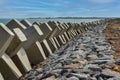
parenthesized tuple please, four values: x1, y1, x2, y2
(0, 0, 120, 18)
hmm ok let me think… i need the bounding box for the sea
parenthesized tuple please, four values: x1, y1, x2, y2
(0, 18, 102, 25)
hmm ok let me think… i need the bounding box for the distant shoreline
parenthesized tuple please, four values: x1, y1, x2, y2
(27, 17, 107, 19)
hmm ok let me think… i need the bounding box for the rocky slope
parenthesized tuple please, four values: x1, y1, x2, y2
(20, 24, 120, 80)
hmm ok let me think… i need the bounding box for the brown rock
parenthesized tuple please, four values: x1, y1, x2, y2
(64, 63, 81, 69)
(42, 75, 56, 80)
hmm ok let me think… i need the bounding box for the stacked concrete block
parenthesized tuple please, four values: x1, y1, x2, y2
(6, 19, 46, 69)
(20, 19, 32, 27)
(32, 22, 54, 56)
(0, 19, 107, 80)
(0, 72, 4, 80)
(0, 23, 22, 80)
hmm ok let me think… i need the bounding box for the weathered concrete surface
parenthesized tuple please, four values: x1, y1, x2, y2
(0, 54, 22, 80)
(33, 22, 52, 42)
(6, 19, 44, 73)
(0, 72, 4, 80)
(0, 23, 14, 57)
(25, 41, 47, 66)
(37, 22, 59, 53)
(32, 22, 54, 57)
(20, 19, 32, 27)
(6, 28, 27, 57)
(47, 22, 62, 47)
(12, 48, 32, 73)
(6, 19, 26, 30)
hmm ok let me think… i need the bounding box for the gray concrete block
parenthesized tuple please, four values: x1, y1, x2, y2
(6, 19, 26, 30)
(20, 19, 32, 27)
(0, 72, 4, 80)
(0, 23, 14, 57)
(0, 53, 22, 80)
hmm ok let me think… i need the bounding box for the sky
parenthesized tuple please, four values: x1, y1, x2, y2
(0, 0, 120, 18)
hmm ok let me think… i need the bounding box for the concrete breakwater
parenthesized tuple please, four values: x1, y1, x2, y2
(20, 20, 120, 80)
(0, 19, 107, 80)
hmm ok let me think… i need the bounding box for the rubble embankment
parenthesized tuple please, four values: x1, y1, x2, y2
(20, 21, 120, 80)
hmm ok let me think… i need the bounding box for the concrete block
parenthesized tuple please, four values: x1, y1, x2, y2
(20, 19, 32, 27)
(0, 23, 14, 57)
(41, 39, 53, 57)
(6, 28, 27, 57)
(20, 21, 48, 66)
(20, 21, 49, 65)
(6, 19, 26, 30)
(53, 37, 61, 48)
(22, 25, 43, 49)
(47, 21, 61, 38)
(0, 53, 22, 80)
(33, 22, 52, 42)
(13, 48, 32, 73)
(25, 41, 47, 66)
(33, 22, 56, 54)
(5, 28, 32, 74)
(0, 72, 4, 80)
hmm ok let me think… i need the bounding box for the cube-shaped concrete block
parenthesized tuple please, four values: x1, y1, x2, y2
(48, 22, 62, 38)
(6, 19, 27, 30)
(23, 25, 43, 49)
(0, 72, 4, 80)
(20, 19, 32, 27)
(25, 41, 47, 66)
(0, 23, 14, 57)
(13, 48, 32, 73)
(0, 54, 22, 80)
(32, 22, 52, 41)
(6, 28, 27, 57)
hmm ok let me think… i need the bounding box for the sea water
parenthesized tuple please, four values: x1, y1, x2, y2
(0, 18, 102, 25)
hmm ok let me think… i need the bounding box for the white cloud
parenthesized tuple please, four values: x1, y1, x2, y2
(89, 0, 115, 3)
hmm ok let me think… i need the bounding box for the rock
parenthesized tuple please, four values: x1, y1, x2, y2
(89, 60, 113, 64)
(102, 69, 120, 78)
(100, 62, 115, 69)
(84, 64, 102, 71)
(86, 54, 98, 61)
(115, 59, 120, 65)
(67, 73, 90, 79)
(96, 45, 108, 51)
(64, 63, 81, 69)
(36, 68, 43, 72)
(52, 69, 62, 74)
(72, 50, 85, 58)
(97, 55, 113, 60)
(42, 75, 56, 80)
(112, 64, 120, 72)
(66, 76, 79, 80)
(108, 77, 120, 80)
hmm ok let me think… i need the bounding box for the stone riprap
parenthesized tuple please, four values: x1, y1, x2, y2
(0, 19, 108, 80)
(20, 21, 120, 80)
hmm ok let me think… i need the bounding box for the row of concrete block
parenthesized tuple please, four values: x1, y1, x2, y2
(0, 19, 106, 80)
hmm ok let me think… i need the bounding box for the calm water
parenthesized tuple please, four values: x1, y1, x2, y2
(0, 18, 102, 25)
